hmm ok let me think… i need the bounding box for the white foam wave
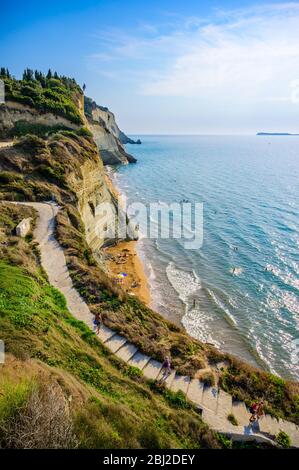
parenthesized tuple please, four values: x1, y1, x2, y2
(207, 288, 237, 326)
(166, 262, 201, 302)
(230, 267, 243, 276)
(182, 308, 221, 347)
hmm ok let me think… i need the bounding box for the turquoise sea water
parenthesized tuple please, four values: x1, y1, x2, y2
(111, 135, 299, 380)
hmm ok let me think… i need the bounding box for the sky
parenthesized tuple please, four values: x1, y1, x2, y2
(1, 0, 299, 134)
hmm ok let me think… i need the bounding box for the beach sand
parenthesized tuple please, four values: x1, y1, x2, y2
(104, 169, 151, 306)
(104, 240, 151, 306)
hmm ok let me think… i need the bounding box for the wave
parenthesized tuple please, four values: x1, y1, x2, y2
(229, 267, 243, 276)
(207, 288, 237, 326)
(166, 262, 201, 303)
(166, 262, 236, 346)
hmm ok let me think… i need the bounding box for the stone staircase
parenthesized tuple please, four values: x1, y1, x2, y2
(98, 325, 299, 447)
(10, 201, 299, 448)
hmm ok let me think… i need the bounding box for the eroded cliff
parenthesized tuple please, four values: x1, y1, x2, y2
(84, 97, 137, 165)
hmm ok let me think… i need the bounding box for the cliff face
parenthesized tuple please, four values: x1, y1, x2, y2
(84, 97, 137, 165)
(66, 143, 137, 258)
(0, 133, 136, 265)
(0, 68, 138, 263)
(0, 101, 80, 138)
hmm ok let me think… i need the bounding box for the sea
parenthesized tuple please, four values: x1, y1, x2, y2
(109, 135, 299, 381)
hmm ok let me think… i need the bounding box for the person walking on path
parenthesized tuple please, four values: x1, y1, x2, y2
(158, 356, 172, 385)
(256, 401, 265, 421)
(249, 402, 259, 423)
(93, 312, 102, 335)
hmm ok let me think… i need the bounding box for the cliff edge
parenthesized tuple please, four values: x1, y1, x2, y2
(84, 97, 138, 165)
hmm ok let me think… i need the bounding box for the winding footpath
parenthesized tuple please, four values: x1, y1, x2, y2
(10, 201, 299, 448)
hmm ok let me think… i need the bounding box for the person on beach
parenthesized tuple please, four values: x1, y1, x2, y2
(93, 312, 102, 334)
(158, 356, 172, 384)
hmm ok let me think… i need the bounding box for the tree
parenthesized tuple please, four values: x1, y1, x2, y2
(23, 68, 34, 81)
(46, 69, 52, 79)
(0, 67, 11, 78)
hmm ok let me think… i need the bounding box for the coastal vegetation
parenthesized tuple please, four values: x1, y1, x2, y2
(0, 71, 298, 450)
(0, 203, 219, 449)
(1, 132, 298, 427)
(0, 68, 83, 126)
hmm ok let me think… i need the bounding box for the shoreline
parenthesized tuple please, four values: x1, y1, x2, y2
(104, 169, 151, 306)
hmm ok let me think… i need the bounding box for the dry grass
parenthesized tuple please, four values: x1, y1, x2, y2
(0, 378, 76, 449)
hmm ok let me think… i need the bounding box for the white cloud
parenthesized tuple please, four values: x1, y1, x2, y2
(88, 3, 299, 133)
(140, 3, 299, 99)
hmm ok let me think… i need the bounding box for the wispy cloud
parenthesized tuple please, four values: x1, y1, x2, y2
(89, 2, 299, 104)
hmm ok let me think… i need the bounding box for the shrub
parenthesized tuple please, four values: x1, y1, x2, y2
(0, 172, 23, 184)
(200, 372, 215, 387)
(3, 74, 83, 125)
(11, 120, 71, 138)
(216, 433, 232, 449)
(276, 430, 291, 448)
(0, 380, 76, 449)
(227, 413, 238, 426)
(162, 389, 190, 409)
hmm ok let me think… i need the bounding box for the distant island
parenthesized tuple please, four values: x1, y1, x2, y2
(257, 132, 299, 136)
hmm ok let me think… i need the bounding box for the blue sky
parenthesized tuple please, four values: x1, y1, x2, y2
(1, 1, 299, 134)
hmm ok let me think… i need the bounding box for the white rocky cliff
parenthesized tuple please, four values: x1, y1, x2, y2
(84, 97, 139, 165)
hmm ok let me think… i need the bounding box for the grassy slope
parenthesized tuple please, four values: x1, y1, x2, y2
(0, 203, 220, 449)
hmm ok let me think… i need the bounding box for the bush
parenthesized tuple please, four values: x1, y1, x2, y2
(16, 134, 46, 156)
(216, 433, 232, 449)
(0, 172, 23, 184)
(162, 389, 190, 409)
(11, 120, 71, 138)
(0, 380, 76, 449)
(3, 74, 83, 125)
(227, 413, 238, 426)
(200, 372, 215, 387)
(276, 430, 291, 448)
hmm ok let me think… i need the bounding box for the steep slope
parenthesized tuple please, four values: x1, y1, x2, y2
(0, 70, 298, 448)
(0, 202, 220, 449)
(84, 97, 137, 164)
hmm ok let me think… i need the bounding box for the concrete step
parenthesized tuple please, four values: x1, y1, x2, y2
(187, 379, 204, 407)
(169, 374, 190, 394)
(202, 386, 218, 413)
(231, 401, 249, 427)
(156, 369, 176, 387)
(104, 334, 127, 353)
(128, 351, 151, 370)
(97, 325, 116, 343)
(202, 408, 242, 434)
(258, 415, 276, 435)
(143, 359, 163, 380)
(277, 420, 299, 447)
(115, 342, 138, 362)
(216, 389, 232, 419)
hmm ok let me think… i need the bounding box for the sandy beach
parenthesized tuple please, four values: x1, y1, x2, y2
(104, 240, 151, 306)
(104, 169, 151, 306)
